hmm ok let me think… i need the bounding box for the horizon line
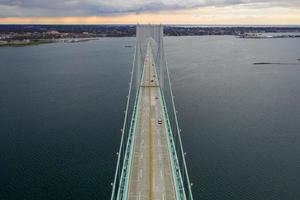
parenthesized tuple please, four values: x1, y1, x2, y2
(0, 23, 300, 26)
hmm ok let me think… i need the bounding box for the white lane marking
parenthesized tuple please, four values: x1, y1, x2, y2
(151, 96, 156, 106)
(155, 184, 159, 192)
(138, 169, 142, 180)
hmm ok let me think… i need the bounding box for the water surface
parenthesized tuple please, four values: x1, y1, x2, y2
(1, 36, 300, 199)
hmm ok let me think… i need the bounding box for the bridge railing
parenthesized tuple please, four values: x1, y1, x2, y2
(110, 38, 141, 200)
(159, 36, 194, 200)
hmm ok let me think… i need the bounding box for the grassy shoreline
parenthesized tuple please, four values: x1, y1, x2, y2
(0, 39, 55, 47)
(0, 38, 98, 47)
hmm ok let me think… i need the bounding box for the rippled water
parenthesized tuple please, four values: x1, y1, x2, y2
(0, 36, 300, 199)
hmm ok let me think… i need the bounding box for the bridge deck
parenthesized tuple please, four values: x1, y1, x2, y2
(127, 44, 176, 199)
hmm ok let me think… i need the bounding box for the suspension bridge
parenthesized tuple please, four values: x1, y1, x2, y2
(111, 25, 193, 200)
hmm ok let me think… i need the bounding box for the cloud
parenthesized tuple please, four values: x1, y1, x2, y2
(0, 0, 299, 17)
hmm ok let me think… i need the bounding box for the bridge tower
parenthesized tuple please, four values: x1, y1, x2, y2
(135, 25, 164, 91)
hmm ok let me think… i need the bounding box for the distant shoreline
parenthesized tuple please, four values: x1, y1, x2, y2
(0, 38, 98, 47)
(1, 25, 300, 47)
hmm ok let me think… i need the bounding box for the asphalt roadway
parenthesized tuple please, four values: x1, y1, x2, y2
(127, 44, 176, 200)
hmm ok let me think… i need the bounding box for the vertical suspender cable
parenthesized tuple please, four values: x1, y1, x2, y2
(110, 25, 138, 200)
(163, 38, 194, 199)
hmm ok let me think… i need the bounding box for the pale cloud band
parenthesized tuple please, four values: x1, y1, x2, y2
(0, 0, 299, 24)
(0, 0, 300, 17)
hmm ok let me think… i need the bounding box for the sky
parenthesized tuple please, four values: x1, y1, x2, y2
(0, 0, 299, 24)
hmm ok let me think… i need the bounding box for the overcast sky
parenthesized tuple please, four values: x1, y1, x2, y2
(0, 0, 299, 24)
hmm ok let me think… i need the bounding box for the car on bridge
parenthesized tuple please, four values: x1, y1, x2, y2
(158, 118, 163, 124)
